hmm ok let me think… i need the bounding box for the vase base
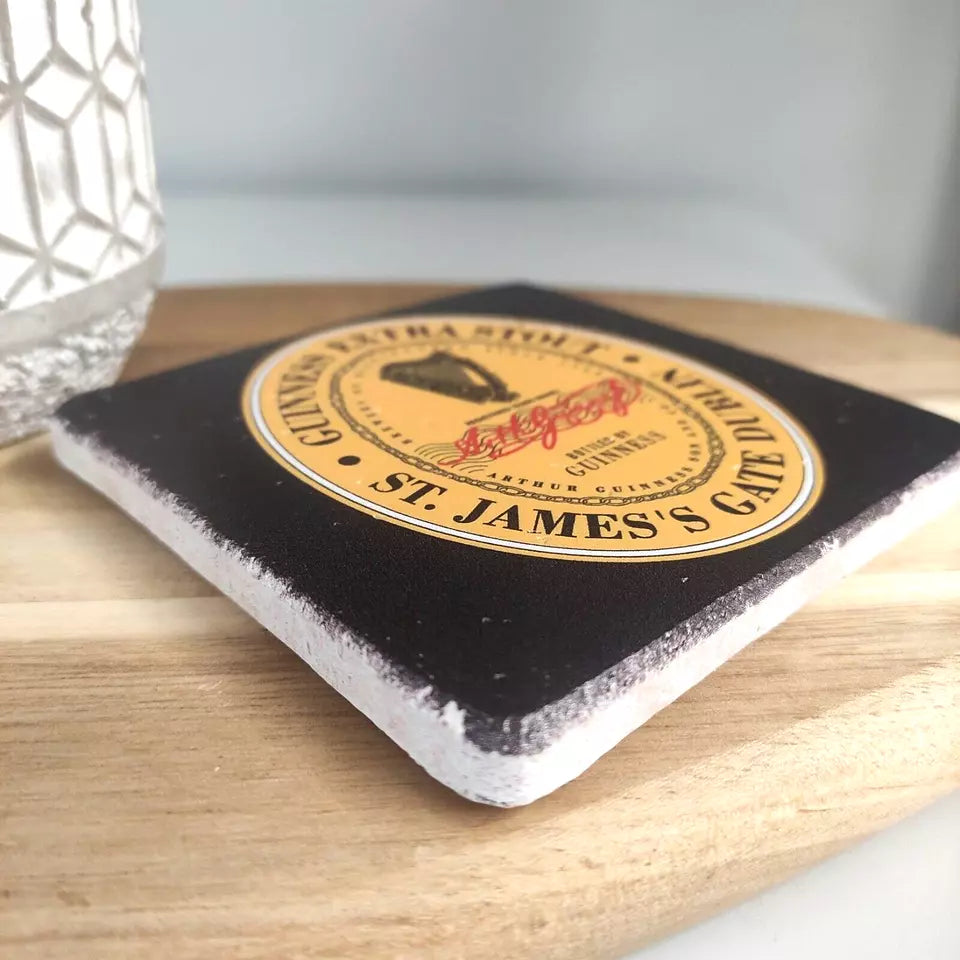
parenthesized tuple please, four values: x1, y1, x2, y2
(0, 292, 154, 446)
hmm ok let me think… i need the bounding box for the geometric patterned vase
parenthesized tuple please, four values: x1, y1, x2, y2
(0, 0, 164, 443)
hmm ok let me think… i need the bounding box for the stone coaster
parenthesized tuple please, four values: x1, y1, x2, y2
(51, 285, 960, 806)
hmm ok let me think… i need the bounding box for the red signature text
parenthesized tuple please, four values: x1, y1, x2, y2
(442, 377, 640, 466)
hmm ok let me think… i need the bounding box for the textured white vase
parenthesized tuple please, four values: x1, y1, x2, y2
(0, 0, 163, 443)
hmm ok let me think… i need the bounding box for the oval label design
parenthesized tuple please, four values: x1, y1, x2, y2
(243, 315, 824, 561)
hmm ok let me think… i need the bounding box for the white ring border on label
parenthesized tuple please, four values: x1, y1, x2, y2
(245, 317, 822, 559)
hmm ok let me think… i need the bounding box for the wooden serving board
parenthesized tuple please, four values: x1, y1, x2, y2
(2, 284, 960, 960)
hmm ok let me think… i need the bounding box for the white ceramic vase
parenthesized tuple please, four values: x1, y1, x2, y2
(0, 0, 163, 443)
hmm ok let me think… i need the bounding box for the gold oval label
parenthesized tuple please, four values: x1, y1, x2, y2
(243, 315, 823, 561)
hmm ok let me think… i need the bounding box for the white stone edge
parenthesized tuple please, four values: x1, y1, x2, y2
(50, 419, 960, 807)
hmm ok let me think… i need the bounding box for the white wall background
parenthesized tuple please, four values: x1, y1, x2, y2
(140, 0, 960, 329)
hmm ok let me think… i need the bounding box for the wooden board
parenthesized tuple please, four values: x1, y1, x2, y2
(2, 284, 960, 960)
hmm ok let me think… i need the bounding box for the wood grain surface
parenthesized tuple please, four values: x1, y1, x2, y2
(2, 284, 960, 960)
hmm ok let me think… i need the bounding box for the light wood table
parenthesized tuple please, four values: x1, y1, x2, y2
(2, 284, 959, 960)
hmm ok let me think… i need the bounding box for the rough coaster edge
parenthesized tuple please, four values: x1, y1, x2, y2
(50, 420, 960, 806)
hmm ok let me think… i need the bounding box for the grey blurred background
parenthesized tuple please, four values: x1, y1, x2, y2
(140, 0, 960, 328)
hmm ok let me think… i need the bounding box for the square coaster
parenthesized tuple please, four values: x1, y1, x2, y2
(52, 285, 960, 806)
